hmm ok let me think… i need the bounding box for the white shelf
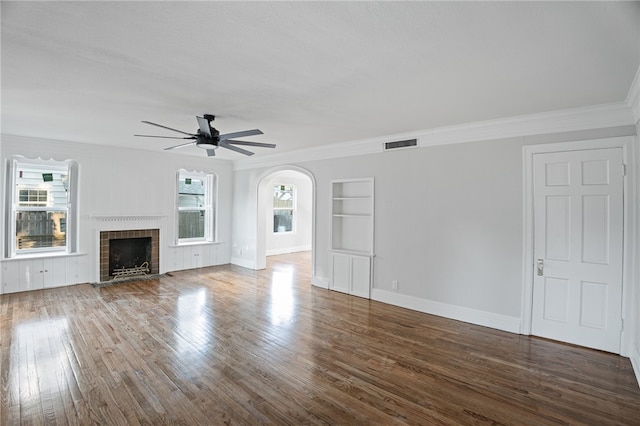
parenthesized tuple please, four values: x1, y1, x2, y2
(330, 178, 374, 299)
(330, 248, 375, 257)
(331, 178, 374, 255)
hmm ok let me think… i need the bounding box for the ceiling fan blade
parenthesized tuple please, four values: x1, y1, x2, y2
(164, 141, 197, 150)
(141, 121, 195, 136)
(219, 129, 263, 141)
(219, 141, 254, 156)
(134, 134, 197, 140)
(206, 149, 216, 157)
(225, 140, 276, 148)
(196, 116, 212, 137)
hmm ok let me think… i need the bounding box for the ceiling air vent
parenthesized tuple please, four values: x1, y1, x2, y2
(384, 138, 418, 151)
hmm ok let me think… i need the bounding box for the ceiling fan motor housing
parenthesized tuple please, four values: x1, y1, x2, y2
(197, 135, 219, 150)
(195, 125, 220, 149)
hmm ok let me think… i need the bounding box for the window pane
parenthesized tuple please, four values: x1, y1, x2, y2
(179, 211, 205, 239)
(176, 171, 215, 243)
(18, 189, 49, 206)
(273, 185, 294, 209)
(178, 194, 205, 208)
(274, 210, 293, 233)
(178, 179, 205, 207)
(16, 169, 67, 208)
(16, 211, 67, 250)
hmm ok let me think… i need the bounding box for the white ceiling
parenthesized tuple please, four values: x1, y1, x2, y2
(2, 1, 639, 160)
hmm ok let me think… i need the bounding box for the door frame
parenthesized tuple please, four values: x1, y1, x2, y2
(255, 165, 316, 276)
(521, 136, 636, 355)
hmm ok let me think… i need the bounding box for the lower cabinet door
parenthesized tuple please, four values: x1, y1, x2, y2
(330, 253, 351, 294)
(350, 255, 371, 299)
(330, 252, 371, 298)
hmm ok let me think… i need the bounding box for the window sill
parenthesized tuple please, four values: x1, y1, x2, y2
(2, 251, 87, 262)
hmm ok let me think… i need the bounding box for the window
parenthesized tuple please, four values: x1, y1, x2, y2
(273, 184, 294, 233)
(176, 170, 216, 243)
(19, 189, 48, 206)
(5, 157, 78, 257)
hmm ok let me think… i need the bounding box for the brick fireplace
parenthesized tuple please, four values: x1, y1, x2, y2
(99, 229, 159, 282)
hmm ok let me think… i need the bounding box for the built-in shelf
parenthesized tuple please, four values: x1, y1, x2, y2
(331, 248, 374, 257)
(332, 196, 371, 200)
(330, 178, 374, 299)
(331, 178, 374, 255)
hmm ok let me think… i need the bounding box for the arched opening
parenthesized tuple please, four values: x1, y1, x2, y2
(256, 166, 315, 277)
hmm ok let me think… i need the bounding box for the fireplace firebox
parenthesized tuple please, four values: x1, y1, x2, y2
(99, 229, 159, 281)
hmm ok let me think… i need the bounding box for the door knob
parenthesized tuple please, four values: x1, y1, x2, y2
(537, 258, 544, 276)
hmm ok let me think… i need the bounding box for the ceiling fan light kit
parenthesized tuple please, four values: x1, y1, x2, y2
(134, 114, 275, 157)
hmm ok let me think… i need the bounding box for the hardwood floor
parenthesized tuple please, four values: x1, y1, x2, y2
(1, 251, 639, 425)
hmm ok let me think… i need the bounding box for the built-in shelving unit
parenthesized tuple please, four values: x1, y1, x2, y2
(330, 178, 374, 299)
(331, 178, 374, 255)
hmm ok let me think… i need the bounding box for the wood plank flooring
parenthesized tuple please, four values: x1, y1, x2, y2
(1, 251, 639, 425)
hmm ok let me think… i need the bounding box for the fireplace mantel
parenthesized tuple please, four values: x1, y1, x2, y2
(90, 214, 165, 222)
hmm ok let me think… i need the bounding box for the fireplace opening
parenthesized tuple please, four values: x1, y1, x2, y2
(109, 237, 151, 278)
(99, 229, 159, 282)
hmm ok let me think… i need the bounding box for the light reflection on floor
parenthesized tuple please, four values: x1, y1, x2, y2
(176, 288, 211, 355)
(14, 318, 70, 404)
(270, 264, 295, 326)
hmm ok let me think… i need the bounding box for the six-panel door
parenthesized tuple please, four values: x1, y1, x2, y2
(532, 148, 624, 353)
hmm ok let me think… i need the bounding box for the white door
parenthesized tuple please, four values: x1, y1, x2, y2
(532, 148, 623, 353)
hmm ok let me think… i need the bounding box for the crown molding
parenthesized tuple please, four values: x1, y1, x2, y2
(2, 101, 634, 173)
(626, 65, 640, 126)
(233, 102, 635, 171)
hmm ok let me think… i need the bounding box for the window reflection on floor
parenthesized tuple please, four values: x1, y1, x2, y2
(270, 265, 295, 326)
(176, 288, 211, 355)
(14, 318, 70, 404)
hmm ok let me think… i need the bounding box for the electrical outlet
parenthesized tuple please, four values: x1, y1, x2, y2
(392, 280, 398, 290)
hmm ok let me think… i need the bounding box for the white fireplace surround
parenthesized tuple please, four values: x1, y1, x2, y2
(91, 214, 166, 282)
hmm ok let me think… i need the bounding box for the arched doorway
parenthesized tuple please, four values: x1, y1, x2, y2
(255, 166, 315, 276)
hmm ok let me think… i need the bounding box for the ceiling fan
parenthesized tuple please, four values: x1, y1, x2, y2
(134, 114, 275, 156)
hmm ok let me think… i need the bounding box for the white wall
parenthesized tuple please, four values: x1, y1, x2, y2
(230, 167, 262, 268)
(231, 125, 638, 336)
(263, 171, 312, 256)
(1, 135, 234, 290)
(311, 138, 523, 318)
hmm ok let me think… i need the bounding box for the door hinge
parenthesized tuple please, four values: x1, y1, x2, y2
(621, 164, 626, 176)
(621, 318, 624, 331)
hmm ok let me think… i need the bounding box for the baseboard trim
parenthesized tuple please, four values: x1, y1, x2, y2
(371, 289, 521, 334)
(266, 245, 312, 256)
(311, 275, 329, 289)
(630, 343, 640, 389)
(230, 257, 257, 270)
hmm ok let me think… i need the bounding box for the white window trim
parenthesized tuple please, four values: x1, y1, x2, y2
(176, 170, 217, 245)
(5, 156, 79, 258)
